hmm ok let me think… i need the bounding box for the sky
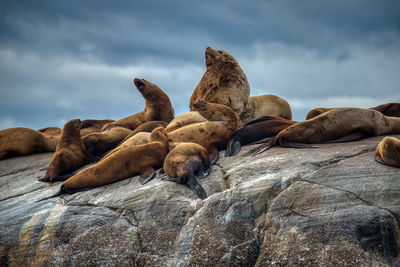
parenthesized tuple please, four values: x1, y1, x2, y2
(1, 0, 399, 129)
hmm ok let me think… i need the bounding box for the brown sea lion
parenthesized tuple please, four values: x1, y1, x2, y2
(375, 136, 400, 167)
(102, 78, 175, 131)
(82, 126, 132, 156)
(122, 121, 167, 142)
(0, 128, 59, 160)
(39, 119, 99, 182)
(80, 119, 115, 137)
(306, 103, 400, 120)
(165, 111, 207, 133)
(38, 127, 62, 136)
(240, 94, 292, 124)
(161, 142, 210, 199)
(189, 47, 250, 119)
(225, 116, 296, 157)
(169, 100, 239, 160)
(249, 108, 400, 155)
(46, 127, 169, 197)
(106, 132, 151, 157)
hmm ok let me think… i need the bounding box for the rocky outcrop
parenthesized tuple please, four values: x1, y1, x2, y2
(1, 135, 399, 266)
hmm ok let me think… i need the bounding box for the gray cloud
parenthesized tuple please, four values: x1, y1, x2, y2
(1, 0, 399, 128)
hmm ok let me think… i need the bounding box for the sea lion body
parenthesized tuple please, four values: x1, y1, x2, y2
(306, 108, 334, 120)
(0, 128, 59, 159)
(122, 121, 167, 142)
(60, 127, 169, 191)
(189, 47, 250, 119)
(82, 126, 132, 156)
(240, 95, 292, 123)
(162, 142, 210, 199)
(40, 119, 98, 182)
(225, 116, 296, 156)
(80, 119, 115, 137)
(276, 108, 400, 145)
(169, 101, 239, 153)
(102, 78, 174, 131)
(38, 127, 62, 136)
(165, 111, 207, 132)
(375, 136, 400, 167)
(106, 132, 150, 157)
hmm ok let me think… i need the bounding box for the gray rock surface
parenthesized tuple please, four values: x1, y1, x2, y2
(1, 135, 399, 266)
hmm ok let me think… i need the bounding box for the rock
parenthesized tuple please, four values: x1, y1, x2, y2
(1, 135, 400, 266)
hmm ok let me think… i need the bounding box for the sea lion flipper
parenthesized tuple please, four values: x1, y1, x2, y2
(139, 167, 156, 185)
(225, 139, 242, 157)
(243, 138, 275, 156)
(374, 152, 387, 166)
(225, 139, 235, 157)
(160, 175, 176, 182)
(197, 158, 211, 179)
(250, 137, 272, 145)
(187, 175, 207, 199)
(38, 174, 51, 182)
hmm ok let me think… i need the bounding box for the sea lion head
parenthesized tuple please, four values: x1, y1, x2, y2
(64, 119, 82, 133)
(134, 78, 167, 102)
(149, 126, 169, 147)
(205, 47, 237, 67)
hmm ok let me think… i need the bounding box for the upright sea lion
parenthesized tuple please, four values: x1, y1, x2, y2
(0, 128, 59, 160)
(80, 119, 115, 137)
(122, 121, 167, 142)
(165, 111, 207, 133)
(39, 119, 98, 182)
(82, 126, 132, 156)
(189, 47, 250, 119)
(225, 116, 296, 157)
(38, 127, 62, 136)
(249, 108, 400, 155)
(161, 142, 210, 199)
(306, 103, 400, 120)
(240, 95, 292, 124)
(102, 78, 174, 131)
(47, 127, 169, 197)
(375, 136, 400, 167)
(169, 101, 239, 160)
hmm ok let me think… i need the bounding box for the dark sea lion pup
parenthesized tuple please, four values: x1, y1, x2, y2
(225, 116, 296, 156)
(41, 127, 169, 200)
(102, 78, 174, 131)
(39, 119, 99, 182)
(375, 136, 400, 167)
(248, 108, 400, 155)
(161, 142, 210, 199)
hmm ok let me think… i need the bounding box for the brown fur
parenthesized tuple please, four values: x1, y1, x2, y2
(102, 78, 174, 131)
(122, 121, 167, 142)
(241, 94, 292, 123)
(163, 142, 210, 199)
(306, 108, 333, 120)
(225, 116, 296, 156)
(0, 128, 59, 160)
(39, 119, 98, 182)
(82, 126, 132, 156)
(38, 127, 62, 136)
(106, 132, 150, 157)
(275, 108, 400, 146)
(58, 127, 169, 191)
(375, 136, 400, 167)
(165, 111, 207, 132)
(169, 101, 239, 153)
(189, 47, 250, 120)
(80, 119, 115, 137)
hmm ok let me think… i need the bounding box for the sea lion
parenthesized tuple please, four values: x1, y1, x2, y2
(375, 136, 400, 167)
(38, 127, 62, 136)
(225, 116, 296, 157)
(106, 132, 151, 157)
(249, 108, 400, 155)
(240, 95, 292, 124)
(39, 119, 99, 182)
(165, 111, 207, 132)
(169, 100, 239, 160)
(122, 121, 167, 142)
(161, 142, 210, 199)
(0, 128, 59, 160)
(102, 78, 175, 131)
(82, 126, 132, 156)
(80, 119, 115, 137)
(189, 47, 250, 119)
(306, 103, 400, 120)
(47, 127, 169, 197)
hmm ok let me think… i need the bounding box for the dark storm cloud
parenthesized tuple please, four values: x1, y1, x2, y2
(0, 0, 399, 127)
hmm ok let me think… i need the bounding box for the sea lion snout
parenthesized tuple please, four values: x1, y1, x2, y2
(193, 100, 207, 109)
(134, 78, 146, 91)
